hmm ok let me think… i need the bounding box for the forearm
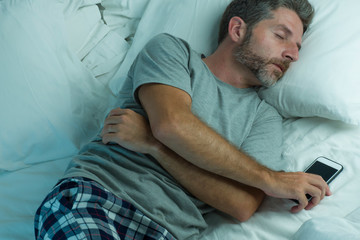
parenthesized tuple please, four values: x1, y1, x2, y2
(153, 108, 272, 190)
(150, 142, 265, 221)
(139, 84, 272, 191)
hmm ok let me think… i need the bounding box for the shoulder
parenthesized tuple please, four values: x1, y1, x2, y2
(242, 90, 282, 124)
(129, 33, 192, 76)
(130, 33, 196, 76)
(144, 33, 192, 56)
(148, 33, 186, 45)
(255, 99, 282, 125)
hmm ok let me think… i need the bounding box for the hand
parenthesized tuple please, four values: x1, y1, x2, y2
(264, 171, 331, 213)
(100, 108, 160, 154)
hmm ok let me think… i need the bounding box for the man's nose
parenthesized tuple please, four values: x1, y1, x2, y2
(283, 44, 299, 62)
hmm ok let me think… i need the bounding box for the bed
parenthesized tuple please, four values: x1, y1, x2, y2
(1, 0, 360, 239)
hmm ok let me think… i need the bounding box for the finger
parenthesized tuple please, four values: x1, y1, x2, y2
(109, 108, 133, 117)
(108, 108, 124, 116)
(102, 133, 117, 145)
(100, 126, 106, 137)
(306, 183, 323, 206)
(307, 174, 329, 200)
(305, 191, 323, 210)
(305, 201, 315, 211)
(102, 133, 110, 144)
(104, 116, 124, 125)
(325, 184, 332, 196)
(100, 124, 120, 137)
(320, 185, 326, 200)
(303, 181, 326, 211)
(291, 194, 308, 213)
(305, 195, 320, 211)
(318, 179, 328, 200)
(100, 125, 108, 137)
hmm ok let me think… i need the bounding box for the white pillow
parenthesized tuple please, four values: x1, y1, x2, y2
(101, 0, 149, 19)
(62, 0, 130, 83)
(0, 0, 114, 171)
(100, 0, 150, 42)
(63, 0, 103, 54)
(110, 0, 232, 92)
(258, 0, 360, 125)
(111, 0, 360, 126)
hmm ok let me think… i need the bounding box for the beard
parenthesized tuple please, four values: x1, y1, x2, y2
(233, 40, 290, 87)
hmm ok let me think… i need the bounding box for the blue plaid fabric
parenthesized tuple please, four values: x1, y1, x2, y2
(35, 177, 176, 240)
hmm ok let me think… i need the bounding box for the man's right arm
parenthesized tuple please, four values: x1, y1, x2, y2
(137, 83, 331, 212)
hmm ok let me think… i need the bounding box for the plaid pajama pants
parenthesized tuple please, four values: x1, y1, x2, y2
(34, 177, 176, 240)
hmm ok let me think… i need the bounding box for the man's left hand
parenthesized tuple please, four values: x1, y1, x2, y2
(100, 108, 159, 154)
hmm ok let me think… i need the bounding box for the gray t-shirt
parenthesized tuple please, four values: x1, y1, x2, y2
(64, 33, 283, 239)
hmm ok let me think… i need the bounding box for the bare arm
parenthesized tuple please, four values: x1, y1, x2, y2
(137, 83, 331, 212)
(152, 144, 265, 221)
(138, 84, 268, 187)
(101, 108, 264, 221)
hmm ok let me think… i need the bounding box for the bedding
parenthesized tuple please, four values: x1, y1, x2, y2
(0, 0, 103, 171)
(1, 0, 360, 239)
(201, 117, 360, 239)
(101, 0, 149, 44)
(0, 0, 127, 172)
(292, 207, 360, 240)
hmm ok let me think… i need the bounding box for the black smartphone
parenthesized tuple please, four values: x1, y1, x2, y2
(294, 156, 343, 203)
(305, 156, 343, 183)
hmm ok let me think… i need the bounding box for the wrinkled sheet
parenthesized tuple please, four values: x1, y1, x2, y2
(292, 207, 360, 240)
(201, 117, 360, 239)
(1, 118, 359, 239)
(0, 157, 72, 239)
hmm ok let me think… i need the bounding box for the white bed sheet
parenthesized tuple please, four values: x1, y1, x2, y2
(201, 117, 360, 239)
(1, 118, 359, 240)
(0, 157, 72, 240)
(292, 207, 360, 240)
(0, 0, 124, 172)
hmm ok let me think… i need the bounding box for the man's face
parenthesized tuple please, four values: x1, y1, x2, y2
(234, 7, 303, 87)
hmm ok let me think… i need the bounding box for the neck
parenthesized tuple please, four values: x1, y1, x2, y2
(202, 41, 261, 89)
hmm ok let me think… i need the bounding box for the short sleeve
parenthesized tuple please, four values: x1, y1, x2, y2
(241, 102, 284, 171)
(129, 33, 193, 105)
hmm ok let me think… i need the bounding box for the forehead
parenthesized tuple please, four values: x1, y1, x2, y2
(254, 7, 304, 44)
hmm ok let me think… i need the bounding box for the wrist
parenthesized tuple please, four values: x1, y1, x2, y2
(252, 166, 274, 192)
(258, 169, 279, 196)
(147, 139, 165, 157)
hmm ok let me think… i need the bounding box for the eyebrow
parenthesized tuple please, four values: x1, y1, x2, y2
(276, 24, 302, 51)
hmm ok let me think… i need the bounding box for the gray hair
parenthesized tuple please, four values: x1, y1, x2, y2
(218, 0, 314, 44)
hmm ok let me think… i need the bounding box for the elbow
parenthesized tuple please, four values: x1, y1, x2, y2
(229, 192, 265, 222)
(151, 122, 170, 143)
(232, 206, 256, 222)
(150, 114, 184, 144)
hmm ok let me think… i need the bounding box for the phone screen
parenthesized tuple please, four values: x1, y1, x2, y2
(305, 161, 338, 183)
(292, 157, 343, 203)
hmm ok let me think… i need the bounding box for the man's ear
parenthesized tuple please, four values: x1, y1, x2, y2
(228, 16, 247, 44)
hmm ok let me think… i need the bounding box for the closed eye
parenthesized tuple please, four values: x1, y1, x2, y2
(275, 33, 285, 40)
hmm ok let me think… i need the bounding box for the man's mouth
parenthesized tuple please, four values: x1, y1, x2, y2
(272, 59, 291, 74)
(273, 63, 284, 73)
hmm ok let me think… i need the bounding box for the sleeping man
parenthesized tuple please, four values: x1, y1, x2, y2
(35, 0, 330, 239)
